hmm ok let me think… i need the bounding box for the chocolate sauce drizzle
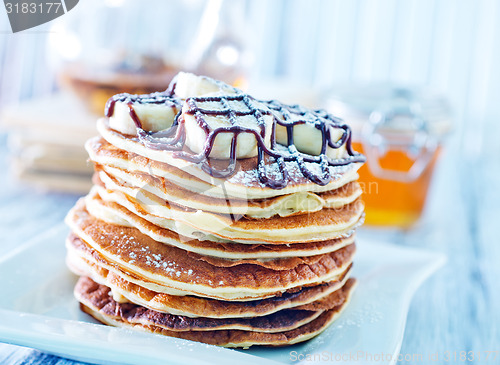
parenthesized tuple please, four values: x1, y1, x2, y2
(105, 90, 365, 189)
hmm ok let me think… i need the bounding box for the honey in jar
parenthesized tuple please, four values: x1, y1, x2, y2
(325, 86, 451, 228)
(351, 142, 442, 228)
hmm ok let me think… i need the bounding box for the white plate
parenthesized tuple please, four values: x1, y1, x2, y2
(0, 224, 445, 365)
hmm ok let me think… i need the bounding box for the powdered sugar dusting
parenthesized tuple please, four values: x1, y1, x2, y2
(230, 159, 354, 188)
(95, 226, 199, 283)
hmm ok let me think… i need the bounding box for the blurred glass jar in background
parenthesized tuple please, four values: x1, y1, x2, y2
(324, 86, 451, 228)
(46, 0, 251, 115)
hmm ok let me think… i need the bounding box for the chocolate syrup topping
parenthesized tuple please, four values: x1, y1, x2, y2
(105, 90, 365, 189)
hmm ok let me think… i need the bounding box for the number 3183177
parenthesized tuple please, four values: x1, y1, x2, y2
(5, 2, 62, 14)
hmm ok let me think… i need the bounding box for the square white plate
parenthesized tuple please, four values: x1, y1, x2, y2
(0, 224, 445, 365)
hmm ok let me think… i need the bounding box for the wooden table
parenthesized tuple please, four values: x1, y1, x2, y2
(0, 130, 498, 364)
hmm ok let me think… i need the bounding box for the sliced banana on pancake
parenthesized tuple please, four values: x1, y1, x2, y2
(105, 72, 358, 164)
(181, 95, 275, 159)
(273, 106, 348, 159)
(174, 72, 275, 159)
(171, 71, 239, 98)
(107, 93, 181, 135)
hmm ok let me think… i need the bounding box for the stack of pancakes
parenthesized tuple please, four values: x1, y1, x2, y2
(65, 73, 365, 348)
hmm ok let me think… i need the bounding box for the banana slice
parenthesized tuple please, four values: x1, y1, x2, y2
(107, 71, 230, 135)
(275, 122, 347, 159)
(109, 101, 180, 135)
(174, 73, 274, 159)
(172, 72, 238, 98)
(181, 95, 275, 159)
(273, 107, 347, 159)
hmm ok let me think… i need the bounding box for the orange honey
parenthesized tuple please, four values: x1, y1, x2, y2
(352, 142, 441, 228)
(324, 85, 451, 228)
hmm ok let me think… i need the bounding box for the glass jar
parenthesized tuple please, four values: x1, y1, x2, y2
(324, 85, 451, 228)
(46, 0, 251, 115)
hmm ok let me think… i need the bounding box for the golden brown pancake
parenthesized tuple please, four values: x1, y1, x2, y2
(78, 277, 356, 347)
(65, 210, 356, 300)
(94, 164, 362, 218)
(67, 250, 353, 318)
(90, 185, 365, 244)
(72, 194, 358, 259)
(87, 132, 362, 200)
(75, 276, 340, 333)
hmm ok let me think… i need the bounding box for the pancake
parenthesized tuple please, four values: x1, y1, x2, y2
(79, 192, 359, 259)
(87, 132, 362, 200)
(66, 222, 352, 272)
(89, 185, 365, 244)
(78, 277, 356, 347)
(95, 164, 362, 218)
(67, 249, 353, 318)
(76, 276, 335, 333)
(65, 211, 356, 300)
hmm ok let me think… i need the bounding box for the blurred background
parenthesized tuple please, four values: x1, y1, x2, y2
(1, 0, 499, 225)
(0, 0, 499, 358)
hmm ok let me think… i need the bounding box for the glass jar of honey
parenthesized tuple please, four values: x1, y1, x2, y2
(324, 85, 451, 228)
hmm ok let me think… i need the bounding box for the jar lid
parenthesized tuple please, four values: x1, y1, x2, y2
(323, 83, 451, 137)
